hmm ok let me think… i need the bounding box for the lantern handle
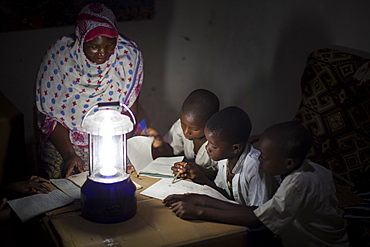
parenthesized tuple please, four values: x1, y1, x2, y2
(81, 101, 136, 127)
(118, 102, 136, 126)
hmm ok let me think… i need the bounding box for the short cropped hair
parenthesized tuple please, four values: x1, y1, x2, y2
(205, 106, 252, 145)
(262, 121, 312, 162)
(181, 89, 220, 124)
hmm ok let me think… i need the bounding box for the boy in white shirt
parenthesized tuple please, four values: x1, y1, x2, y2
(149, 89, 219, 172)
(164, 121, 349, 247)
(172, 106, 277, 206)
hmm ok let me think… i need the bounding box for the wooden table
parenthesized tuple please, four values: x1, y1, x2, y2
(42, 173, 248, 247)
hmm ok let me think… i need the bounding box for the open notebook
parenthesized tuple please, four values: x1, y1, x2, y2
(127, 136, 184, 178)
(7, 171, 142, 222)
(141, 178, 237, 204)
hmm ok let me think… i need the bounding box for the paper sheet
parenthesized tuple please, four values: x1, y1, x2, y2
(50, 178, 81, 199)
(127, 136, 184, 178)
(127, 136, 154, 173)
(141, 156, 184, 177)
(7, 190, 74, 222)
(140, 178, 236, 203)
(67, 171, 89, 187)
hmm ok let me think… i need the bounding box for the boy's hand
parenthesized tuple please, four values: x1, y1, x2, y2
(147, 127, 165, 148)
(8, 176, 52, 194)
(171, 161, 199, 180)
(163, 194, 214, 220)
(163, 193, 208, 207)
(168, 201, 203, 220)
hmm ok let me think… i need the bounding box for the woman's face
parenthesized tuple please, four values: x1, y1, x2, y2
(83, 35, 117, 64)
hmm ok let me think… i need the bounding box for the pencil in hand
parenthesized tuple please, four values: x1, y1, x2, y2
(172, 162, 187, 183)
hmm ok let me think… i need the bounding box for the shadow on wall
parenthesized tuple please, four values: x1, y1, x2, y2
(138, 1, 177, 135)
(271, 7, 334, 124)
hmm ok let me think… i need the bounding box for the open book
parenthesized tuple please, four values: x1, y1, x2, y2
(141, 178, 237, 204)
(127, 136, 184, 178)
(7, 176, 80, 222)
(7, 171, 142, 222)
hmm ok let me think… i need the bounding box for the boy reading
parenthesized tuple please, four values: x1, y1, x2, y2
(149, 89, 219, 171)
(164, 121, 349, 247)
(173, 106, 277, 206)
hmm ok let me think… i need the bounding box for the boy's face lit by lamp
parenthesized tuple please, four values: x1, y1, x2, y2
(80, 102, 137, 223)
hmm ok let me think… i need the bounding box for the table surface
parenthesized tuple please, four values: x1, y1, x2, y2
(42, 173, 248, 247)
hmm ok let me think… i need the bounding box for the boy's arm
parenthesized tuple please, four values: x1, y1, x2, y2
(173, 162, 230, 199)
(198, 204, 262, 227)
(164, 194, 263, 227)
(194, 165, 217, 181)
(147, 127, 174, 159)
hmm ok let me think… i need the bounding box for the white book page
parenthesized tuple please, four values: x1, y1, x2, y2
(7, 190, 74, 222)
(50, 178, 81, 199)
(140, 178, 236, 203)
(141, 156, 184, 176)
(127, 136, 154, 173)
(67, 171, 89, 187)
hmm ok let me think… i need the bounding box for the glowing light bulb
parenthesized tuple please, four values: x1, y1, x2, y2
(98, 135, 118, 177)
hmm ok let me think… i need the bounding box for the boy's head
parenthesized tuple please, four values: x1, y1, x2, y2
(204, 106, 252, 161)
(180, 89, 219, 140)
(258, 121, 312, 176)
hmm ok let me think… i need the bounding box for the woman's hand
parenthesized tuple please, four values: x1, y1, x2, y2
(49, 123, 85, 178)
(62, 154, 85, 178)
(7, 176, 52, 194)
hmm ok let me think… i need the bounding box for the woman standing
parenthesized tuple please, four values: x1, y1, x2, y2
(35, 3, 143, 178)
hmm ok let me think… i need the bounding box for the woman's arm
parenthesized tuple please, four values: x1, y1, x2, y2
(49, 123, 85, 177)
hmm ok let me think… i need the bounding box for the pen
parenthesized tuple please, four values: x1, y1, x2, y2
(172, 162, 187, 183)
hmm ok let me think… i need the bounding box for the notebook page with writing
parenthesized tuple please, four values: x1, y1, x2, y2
(140, 178, 236, 203)
(7, 190, 74, 222)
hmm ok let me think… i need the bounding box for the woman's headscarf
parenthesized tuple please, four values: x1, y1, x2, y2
(35, 3, 143, 147)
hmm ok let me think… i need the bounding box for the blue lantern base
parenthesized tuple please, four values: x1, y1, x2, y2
(81, 177, 137, 223)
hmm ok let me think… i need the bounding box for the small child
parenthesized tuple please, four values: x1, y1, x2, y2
(150, 89, 219, 171)
(164, 121, 349, 247)
(173, 106, 277, 206)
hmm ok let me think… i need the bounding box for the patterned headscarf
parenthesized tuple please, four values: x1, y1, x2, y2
(35, 3, 143, 147)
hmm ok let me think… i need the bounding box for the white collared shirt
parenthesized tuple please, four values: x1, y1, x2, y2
(163, 119, 217, 170)
(254, 160, 349, 247)
(214, 144, 277, 206)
